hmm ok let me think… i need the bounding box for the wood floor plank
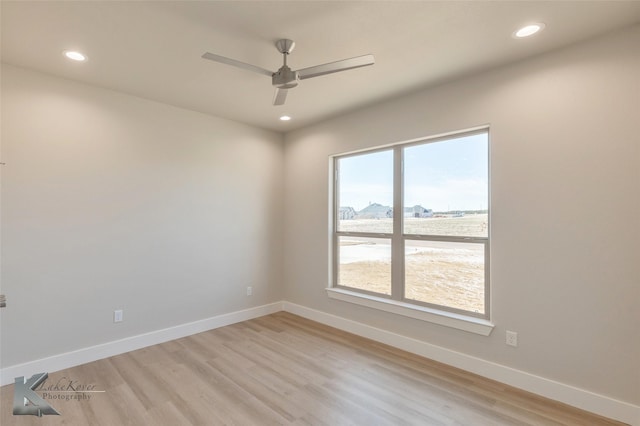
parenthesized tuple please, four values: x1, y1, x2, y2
(0, 312, 628, 425)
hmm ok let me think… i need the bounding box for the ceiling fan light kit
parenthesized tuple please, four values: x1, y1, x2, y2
(202, 39, 374, 106)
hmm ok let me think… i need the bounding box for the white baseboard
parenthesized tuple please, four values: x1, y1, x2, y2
(0, 302, 283, 387)
(282, 302, 640, 426)
(2, 300, 637, 425)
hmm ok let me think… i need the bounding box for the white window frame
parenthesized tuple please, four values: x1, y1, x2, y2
(327, 127, 494, 335)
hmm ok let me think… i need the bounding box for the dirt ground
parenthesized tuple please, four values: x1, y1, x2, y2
(339, 214, 488, 238)
(337, 214, 487, 314)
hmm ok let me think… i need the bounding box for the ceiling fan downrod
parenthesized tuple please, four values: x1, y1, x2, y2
(273, 39, 299, 89)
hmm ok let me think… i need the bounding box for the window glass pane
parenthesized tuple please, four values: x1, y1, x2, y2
(404, 240, 485, 314)
(338, 236, 391, 295)
(404, 133, 488, 237)
(337, 150, 393, 234)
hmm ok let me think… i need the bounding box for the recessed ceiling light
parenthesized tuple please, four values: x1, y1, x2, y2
(63, 50, 87, 61)
(279, 115, 291, 121)
(514, 23, 545, 38)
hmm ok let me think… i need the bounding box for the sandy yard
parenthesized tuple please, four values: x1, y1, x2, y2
(337, 214, 487, 314)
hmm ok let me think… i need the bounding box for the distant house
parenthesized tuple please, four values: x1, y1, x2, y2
(404, 205, 433, 218)
(338, 206, 356, 220)
(357, 203, 392, 219)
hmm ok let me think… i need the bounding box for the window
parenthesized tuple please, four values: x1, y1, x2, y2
(331, 129, 489, 320)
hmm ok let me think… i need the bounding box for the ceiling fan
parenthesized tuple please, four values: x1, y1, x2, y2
(202, 39, 375, 106)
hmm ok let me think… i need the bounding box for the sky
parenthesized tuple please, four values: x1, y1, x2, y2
(337, 133, 488, 212)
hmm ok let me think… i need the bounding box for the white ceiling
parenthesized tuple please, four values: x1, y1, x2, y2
(2, 1, 639, 133)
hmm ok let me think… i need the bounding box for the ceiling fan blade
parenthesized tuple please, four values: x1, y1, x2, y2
(297, 54, 375, 80)
(273, 88, 288, 105)
(202, 52, 273, 77)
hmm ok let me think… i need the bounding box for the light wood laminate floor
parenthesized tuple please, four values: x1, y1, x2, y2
(0, 312, 627, 425)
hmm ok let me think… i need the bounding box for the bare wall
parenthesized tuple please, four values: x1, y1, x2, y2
(0, 64, 284, 367)
(283, 25, 640, 404)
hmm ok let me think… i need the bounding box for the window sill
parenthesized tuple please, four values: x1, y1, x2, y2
(326, 288, 494, 336)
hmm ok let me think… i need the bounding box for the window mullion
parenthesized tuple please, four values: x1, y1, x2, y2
(391, 146, 404, 301)
(332, 158, 339, 293)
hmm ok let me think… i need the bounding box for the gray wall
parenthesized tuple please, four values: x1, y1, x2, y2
(1, 64, 284, 366)
(283, 25, 640, 405)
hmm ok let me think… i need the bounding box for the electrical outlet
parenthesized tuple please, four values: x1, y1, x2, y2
(246, 286, 253, 296)
(506, 330, 518, 347)
(114, 309, 123, 323)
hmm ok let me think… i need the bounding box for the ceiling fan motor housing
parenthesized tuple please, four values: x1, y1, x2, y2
(272, 66, 299, 89)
